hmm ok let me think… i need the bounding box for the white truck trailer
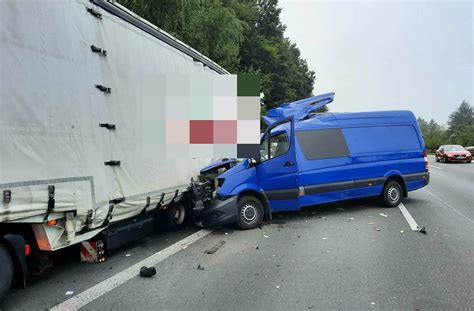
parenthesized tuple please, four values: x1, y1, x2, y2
(0, 0, 228, 300)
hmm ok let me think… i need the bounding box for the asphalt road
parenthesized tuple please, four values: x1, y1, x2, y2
(3, 155, 473, 310)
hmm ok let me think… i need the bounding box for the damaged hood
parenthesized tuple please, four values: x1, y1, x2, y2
(263, 92, 335, 126)
(218, 161, 249, 178)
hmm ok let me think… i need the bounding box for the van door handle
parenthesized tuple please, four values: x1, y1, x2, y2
(283, 161, 295, 167)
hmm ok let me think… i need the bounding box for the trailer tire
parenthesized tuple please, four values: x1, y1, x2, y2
(237, 196, 264, 230)
(166, 203, 187, 231)
(0, 244, 14, 303)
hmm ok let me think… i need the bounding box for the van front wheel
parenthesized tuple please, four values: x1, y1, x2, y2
(382, 180, 402, 207)
(237, 196, 264, 230)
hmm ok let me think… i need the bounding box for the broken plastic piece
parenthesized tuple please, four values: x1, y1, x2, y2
(419, 227, 427, 234)
(205, 241, 225, 254)
(379, 213, 388, 218)
(197, 264, 205, 270)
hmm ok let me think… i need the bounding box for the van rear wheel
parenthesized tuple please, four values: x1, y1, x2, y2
(382, 180, 402, 207)
(237, 196, 264, 230)
(0, 244, 14, 303)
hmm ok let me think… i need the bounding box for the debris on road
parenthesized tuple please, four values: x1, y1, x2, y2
(322, 237, 328, 240)
(125, 254, 131, 257)
(65, 291, 74, 296)
(139, 266, 156, 278)
(400, 230, 404, 233)
(275, 285, 280, 289)
(348, 217, 355, 221)
(225, 232, 229, 235)
(419, 227, 427, 234)
(205, 240, 226, 254)
(255, 245, 259, 250)
(263, 234, 270, 238)
(371, 302, 376, 307)
(197, 264, 205, 271)
(379, 213, 388, 218)
(375, 228, 381, 231)
(368, 222, 374, 225)
(320, 216, 328, 220)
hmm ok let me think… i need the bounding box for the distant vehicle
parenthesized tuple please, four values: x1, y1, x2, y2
(435, 145, 472, 163)
(194, 93, 430, 229)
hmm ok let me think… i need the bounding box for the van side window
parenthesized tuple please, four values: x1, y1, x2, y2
(296, 128, 350, 160)
(259, 132, 290, 162)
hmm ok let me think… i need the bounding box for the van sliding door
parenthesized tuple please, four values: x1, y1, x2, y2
(295, 128, 353, 206)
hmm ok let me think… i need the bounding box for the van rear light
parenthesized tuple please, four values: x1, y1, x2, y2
(423, 149, 429, 172)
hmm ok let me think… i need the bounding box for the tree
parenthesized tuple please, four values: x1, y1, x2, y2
(447, 100, 474, 146)
(417, 117, 445, 150)
(118, 0, 316, 112)
(448, 100, 473, 128)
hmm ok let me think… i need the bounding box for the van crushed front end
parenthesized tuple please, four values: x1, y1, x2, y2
(191, 159, 258, 227)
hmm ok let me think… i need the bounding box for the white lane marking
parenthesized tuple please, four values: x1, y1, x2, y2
(398, 203, 419, 231)
(428, 164, 441, 170)
(423, 189, 474, 224)
(50, 229, 213, 311)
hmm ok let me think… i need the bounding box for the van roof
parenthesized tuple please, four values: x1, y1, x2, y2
(271, 110, 417, 133)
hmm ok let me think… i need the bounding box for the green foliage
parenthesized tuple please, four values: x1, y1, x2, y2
(418, 100, 474, 150)
(118, 0, 315, 110)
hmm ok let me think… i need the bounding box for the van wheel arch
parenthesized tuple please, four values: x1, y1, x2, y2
(238, 190, 271, 221)
(384, 175, 407, 197)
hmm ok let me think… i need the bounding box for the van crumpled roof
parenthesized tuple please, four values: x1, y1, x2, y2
(263, 92, 335, 126)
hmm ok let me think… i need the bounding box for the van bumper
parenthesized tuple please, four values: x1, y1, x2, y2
(194, 196, 238, 227)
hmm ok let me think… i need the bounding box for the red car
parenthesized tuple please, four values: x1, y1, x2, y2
(436, 145, 472, 163)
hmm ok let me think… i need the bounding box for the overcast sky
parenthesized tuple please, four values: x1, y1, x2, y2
(279, 0, 473, 124)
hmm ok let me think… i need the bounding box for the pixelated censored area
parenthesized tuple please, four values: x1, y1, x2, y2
(144, 74, 260, 158)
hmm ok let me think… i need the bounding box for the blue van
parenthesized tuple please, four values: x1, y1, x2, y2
(195, 93, 429, 229)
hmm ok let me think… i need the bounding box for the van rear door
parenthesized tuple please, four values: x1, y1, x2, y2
(257, 118, 299, 212)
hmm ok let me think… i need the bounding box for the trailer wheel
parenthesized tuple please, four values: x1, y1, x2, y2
(382, 180, 402, 207)
(0, 244, 14, 303)
(237, 196, 264, 230)
(166, 203, 186, 231)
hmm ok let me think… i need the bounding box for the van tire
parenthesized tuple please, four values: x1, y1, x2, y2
(382, 180, 402, 207)
(237, 196, 264, 230)
(0, 244, 14, 303)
